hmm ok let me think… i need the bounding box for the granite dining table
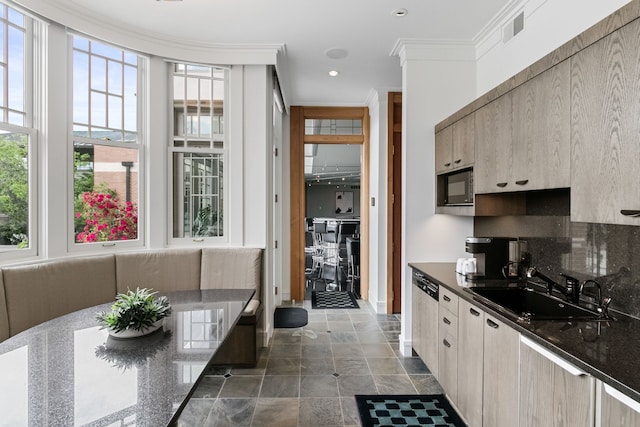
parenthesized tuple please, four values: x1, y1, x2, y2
(0, 288, 254, 427)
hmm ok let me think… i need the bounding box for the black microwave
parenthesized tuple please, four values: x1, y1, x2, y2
(444, 169, 473, 205)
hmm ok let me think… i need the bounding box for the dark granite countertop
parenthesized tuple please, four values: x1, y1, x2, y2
(410, 262, 640, 404)
(0, 288, 254, 427)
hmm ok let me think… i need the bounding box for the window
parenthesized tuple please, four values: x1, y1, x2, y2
(304, 119, 362, 135)
(0, 4, 35, 258)
(71, 35, 143, 246)
(171, 64, 226, 240)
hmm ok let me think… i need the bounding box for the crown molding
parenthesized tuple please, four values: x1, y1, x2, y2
(390, 39, 476, 67)
(16, 0, 285, 64)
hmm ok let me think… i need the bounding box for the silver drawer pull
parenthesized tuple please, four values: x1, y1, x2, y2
(443, 317, 451, 325)
(486, 319, 499, 329)
(443, 295, 451, 302)
(470, 308, 480, 317)
(443, 339, 451, 348)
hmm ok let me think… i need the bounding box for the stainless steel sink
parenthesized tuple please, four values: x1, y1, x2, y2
(470, 287, 602, 320)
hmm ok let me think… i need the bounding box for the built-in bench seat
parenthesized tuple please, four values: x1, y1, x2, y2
(0, 247, 264, 366)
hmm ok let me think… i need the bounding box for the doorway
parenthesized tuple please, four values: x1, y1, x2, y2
(305, 144, 361, 297)
(290, 106, 369, 303)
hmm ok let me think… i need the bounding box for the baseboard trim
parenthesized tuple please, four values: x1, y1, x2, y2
(398, 333, 413, 357)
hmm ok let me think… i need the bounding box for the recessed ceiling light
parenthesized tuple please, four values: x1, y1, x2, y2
(328, 70, 339, 77)
(392, 8, 408, 17)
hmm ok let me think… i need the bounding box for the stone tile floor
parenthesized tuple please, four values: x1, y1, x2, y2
(177, 298, 443, 426)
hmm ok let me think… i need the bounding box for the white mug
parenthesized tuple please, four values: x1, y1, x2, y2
(456, 258, 466, 274)
(463, 258, 477, 275)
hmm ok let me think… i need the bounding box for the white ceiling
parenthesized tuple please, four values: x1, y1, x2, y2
(37, 0, 511, 106)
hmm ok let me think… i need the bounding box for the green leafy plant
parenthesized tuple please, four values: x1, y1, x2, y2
(96, 288, 172, 333)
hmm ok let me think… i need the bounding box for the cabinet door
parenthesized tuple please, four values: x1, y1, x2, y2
(520, 340, 555, 427)
(571, 19, 640, 225)
(512, 60, 570, 191)
(411, 285, 423, 359)
(474, 93, 513, 194)
(435, 126, 453, 174)
(483, 314, 519, 427)
(452, 113, 475, 169)
(520, 336, 595, 427)
(423, 292, 439, 376)
(438, 303, 458, 403)
(457, 299, 484, 427)
(438, 328, 458, 403)
(600, 383, 640, 427)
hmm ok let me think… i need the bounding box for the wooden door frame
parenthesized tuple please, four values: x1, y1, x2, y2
(387, 92, 402, 313)
(290, 106, 370, 302)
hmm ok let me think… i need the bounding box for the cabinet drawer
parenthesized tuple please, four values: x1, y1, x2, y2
(439, 309, 458, 337)
(439, 289, 459, 315)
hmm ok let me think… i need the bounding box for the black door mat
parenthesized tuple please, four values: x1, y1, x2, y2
(355, 394, 465, 427)
(311, 291, 359, 309)
(274, 307, 308, 328)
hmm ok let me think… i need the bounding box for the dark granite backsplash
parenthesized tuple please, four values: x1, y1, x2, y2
(475, 216, 640, 319)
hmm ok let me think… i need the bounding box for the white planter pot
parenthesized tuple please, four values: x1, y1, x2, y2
(107, 319, 163, 339)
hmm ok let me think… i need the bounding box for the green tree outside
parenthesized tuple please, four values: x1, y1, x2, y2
(0, 133, 28, 247)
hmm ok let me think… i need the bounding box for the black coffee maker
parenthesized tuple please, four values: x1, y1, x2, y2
(465, 237, 515, 280)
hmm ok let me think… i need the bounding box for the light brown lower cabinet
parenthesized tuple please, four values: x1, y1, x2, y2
(411, 284, 423, 361)
(599, 382, 640, 427)
(412, 282, 439, 376)
(483, 313, 520, 427)
(457, 299, 484, 427)
(519, 336, 595, 427)
(438, 303, 458, 403)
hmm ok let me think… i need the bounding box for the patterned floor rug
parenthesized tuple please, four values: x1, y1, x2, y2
(311, 291, 359, 309)
(355, 394, 465, 427)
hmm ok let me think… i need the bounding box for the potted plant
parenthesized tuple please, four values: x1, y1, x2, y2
(96, 288, 172, 339)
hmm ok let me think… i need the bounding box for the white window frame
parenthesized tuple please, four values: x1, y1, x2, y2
(67, 33, 146, 252)
(0, 4, 37, 262)
(168, 62, 228, 245)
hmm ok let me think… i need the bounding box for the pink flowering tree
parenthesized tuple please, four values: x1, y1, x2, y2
(75, 190, 138, 243)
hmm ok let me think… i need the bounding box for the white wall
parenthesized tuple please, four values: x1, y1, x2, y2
(476, 0, 631, 95)
(366, 88, 394, 314)
(306, 186, 360, 218)
(392, 41, 477, 356)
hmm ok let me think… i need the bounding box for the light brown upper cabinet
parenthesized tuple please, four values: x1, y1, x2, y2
(475, 62, 570, 195)
(474, 92, 513, 194)
(435, 126, 453, 174)
(571, 18, 640, 225)
(512, 60, 571, 192)
(435, 113, 475, 175)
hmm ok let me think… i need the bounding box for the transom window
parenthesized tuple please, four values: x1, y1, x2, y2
(171, 64, 227, 240)
(71, 35, 144, 246)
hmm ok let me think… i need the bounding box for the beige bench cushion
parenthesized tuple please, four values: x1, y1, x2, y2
(115, 249, 201, 294)
(200, 248, 262, 314)
(0, 271, 9, 342)
(3, 255, 117, 336)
